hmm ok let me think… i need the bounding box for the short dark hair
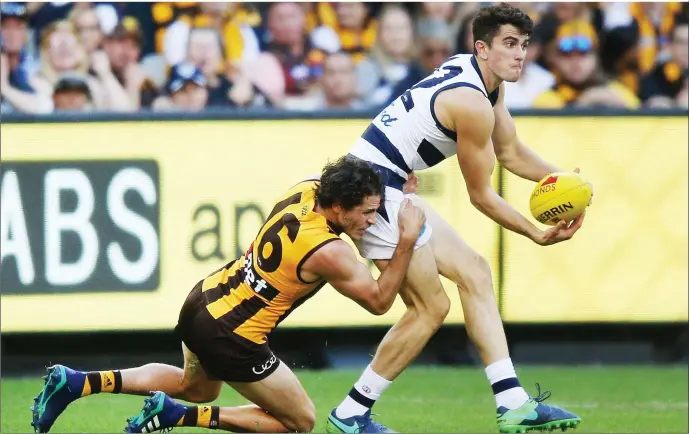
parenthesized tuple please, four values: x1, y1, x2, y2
(53, 75, 92, 100)
(472, 3, 534, 55)
(315, 156, 383, 210)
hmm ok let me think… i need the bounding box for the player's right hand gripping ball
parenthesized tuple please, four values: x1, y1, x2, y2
(530, 172, 592, 226)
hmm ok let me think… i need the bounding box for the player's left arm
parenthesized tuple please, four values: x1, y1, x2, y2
(491, 83, 561, 182)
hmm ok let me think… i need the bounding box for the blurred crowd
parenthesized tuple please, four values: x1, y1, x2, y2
(1, 1, 687, 115)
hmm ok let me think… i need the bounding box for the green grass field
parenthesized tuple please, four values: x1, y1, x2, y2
(3, 366, 687, 433)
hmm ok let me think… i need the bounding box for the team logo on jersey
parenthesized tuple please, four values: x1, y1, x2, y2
(380, 112, 398, 127)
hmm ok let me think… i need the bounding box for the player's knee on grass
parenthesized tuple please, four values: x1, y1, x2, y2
(182, 374, 222, 404)
(281, 398, 316, 433)
(184, 389, 220, 404)
(182, 383, 221, 403)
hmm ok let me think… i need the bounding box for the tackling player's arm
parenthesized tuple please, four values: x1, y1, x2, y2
(436, 88, 582, 246)
(309, 241, 411, 315)
(302, 200, 425, 315)
(491, 82, 561, 182)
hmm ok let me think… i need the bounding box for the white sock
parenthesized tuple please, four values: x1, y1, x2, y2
(335, 365, 392, 419)
(485, 358, 530, 410)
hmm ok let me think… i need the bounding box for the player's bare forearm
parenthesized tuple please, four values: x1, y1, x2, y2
(492, 96, 559, 182)
(470, 188, 540, 241)
(500, 140, 560, 182)
(373, 237, 416, 312)
(319, 236, 415, 315)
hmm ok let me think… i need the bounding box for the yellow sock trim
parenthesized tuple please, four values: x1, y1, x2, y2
(175, 415, 186, 427)
(198, 406, 212, 428)
(174, 406, 217, 428)
(80, 379, 91, 397)
(101, 371, 116, 393)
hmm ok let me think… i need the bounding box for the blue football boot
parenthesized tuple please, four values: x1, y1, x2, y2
(326, 409, 397, 433)
(497, 383, 582, 433)
(124, 391, 186, 433)
(31, 364, 86, 433)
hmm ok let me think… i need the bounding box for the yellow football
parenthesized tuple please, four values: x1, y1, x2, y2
(530, 172, 592, 226)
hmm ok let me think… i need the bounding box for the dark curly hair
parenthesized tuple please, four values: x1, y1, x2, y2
(472, 3, 534, 55)
(315, 156, 384, 210)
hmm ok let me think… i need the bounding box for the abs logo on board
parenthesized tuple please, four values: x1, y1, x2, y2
(0, 160, 160, 294)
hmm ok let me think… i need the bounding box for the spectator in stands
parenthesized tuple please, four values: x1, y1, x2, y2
(52, 73, 93, 112)
(102, 17, 160, 110)
(531, 3, 603, 72)
(152, 61, 208, 112)
(303, 2, 337, 33)
(330, 2, 376, 64)
(199, 2, 262, 72)
(415, 17, 453, 73)
(6, 1, 686, 115)
(639, 17, 689, 108)
(455, 13, 475, 54)
(533, 20, 640, 109)
(420, 1, 477, 48)
(186, 26, 268, 108)
(420, 2, 456, 21)
(303, 3, 328, 28)
(283, 51, 362, 111)
(628, 2, 683, 76)
(600, 22, 643, 95)
(20, 20, 124, 113)
(319, 51, 362, 109)
(387, 18, 453, 105)
(25, 2, 76, 49)
(31, 21, 90, 92)
(161, 2, 262, 78)
(357, 5, 415, 108)
(69, 6, 104, 56)
(0, 2, 41, 113)
(255, 2, 339, 107)
(27, 2, 120, 53)
(149, 2, 200, 56)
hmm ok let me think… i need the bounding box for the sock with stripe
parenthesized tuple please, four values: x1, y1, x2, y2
(80, 371, 123, 397)
(176, 405, 220, 429)
(485, 358, 530, 410)
(335, 364, 391, 419)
